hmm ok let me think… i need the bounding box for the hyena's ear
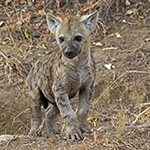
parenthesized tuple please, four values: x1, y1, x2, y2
(46, 13, 62, 34)
(80, 11, 99, 32)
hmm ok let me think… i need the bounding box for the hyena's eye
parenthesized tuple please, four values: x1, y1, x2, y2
(59, 37, 64, 43)
(75, 36, 82, 42)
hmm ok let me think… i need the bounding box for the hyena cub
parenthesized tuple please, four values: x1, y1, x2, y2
(28, 11, 99, 140)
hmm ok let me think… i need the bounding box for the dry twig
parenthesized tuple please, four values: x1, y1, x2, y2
(131, 106, 150, 125)
(12, 108, 30, 125)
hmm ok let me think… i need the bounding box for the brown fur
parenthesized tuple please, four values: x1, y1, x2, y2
(28, 11, 99, 140)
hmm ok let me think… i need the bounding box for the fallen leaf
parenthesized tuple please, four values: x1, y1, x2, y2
(104, 64, 112, 70)
(125, 8, 137, 15)
(0, 21, 4, 26)
(24, 29, 32, 40)
(104, 64, 115, 70)
(145, 38, 150, 42)
(108, 32, 116, 37)
(46, 28, 50, 34)
(102, 47, 118, 51)
(95, 42, 103, 47)
(38, 9, 46, 16)
(138, 16, 144, 22)
(126, 0, 130, 6)
(42, 44, 46, 49)
(116, 32, 122, 38)
(115, 61, 122, 66)
(108, 32, 122, 38)
(0, 101, 5, 105)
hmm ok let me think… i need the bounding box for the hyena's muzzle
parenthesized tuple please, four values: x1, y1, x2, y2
(61, 36, 82, 59)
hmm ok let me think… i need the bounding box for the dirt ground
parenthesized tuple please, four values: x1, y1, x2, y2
(0, 0, 150, 150)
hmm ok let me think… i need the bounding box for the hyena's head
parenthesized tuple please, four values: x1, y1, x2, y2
(46, 11, 99, 59)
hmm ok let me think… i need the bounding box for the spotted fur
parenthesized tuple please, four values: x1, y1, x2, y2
(28, 11, 99, 140)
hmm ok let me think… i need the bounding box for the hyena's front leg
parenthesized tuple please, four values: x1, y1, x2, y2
(29, 98, 42, 136)
(45, 103, 59, 135)
(54, 93, 82, 140)
(77, 86, 93, 133)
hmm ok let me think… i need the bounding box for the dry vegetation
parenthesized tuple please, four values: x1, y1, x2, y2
(0, 0, 150, 149)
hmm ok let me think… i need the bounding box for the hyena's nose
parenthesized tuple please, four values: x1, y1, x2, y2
(65, 48, 74, 58)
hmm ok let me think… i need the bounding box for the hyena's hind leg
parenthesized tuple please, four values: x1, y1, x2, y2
(45, 103, 60, 135)
(28, 97, 42, 136)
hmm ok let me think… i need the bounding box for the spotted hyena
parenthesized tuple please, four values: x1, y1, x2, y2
(28, 11, 99, 140)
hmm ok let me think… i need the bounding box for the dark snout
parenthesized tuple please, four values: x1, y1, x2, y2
(64, 48, 77, 59)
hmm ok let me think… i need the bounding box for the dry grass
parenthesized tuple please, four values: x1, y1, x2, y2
(0, 0, 150, 149)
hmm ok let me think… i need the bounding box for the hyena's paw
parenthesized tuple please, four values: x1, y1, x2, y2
(47, 127, 60, 137)
(66, 125, 83, 140)
(79, 123, 92, 134)
(28, 129, 34, 136)
(28, 129, 42, 136)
